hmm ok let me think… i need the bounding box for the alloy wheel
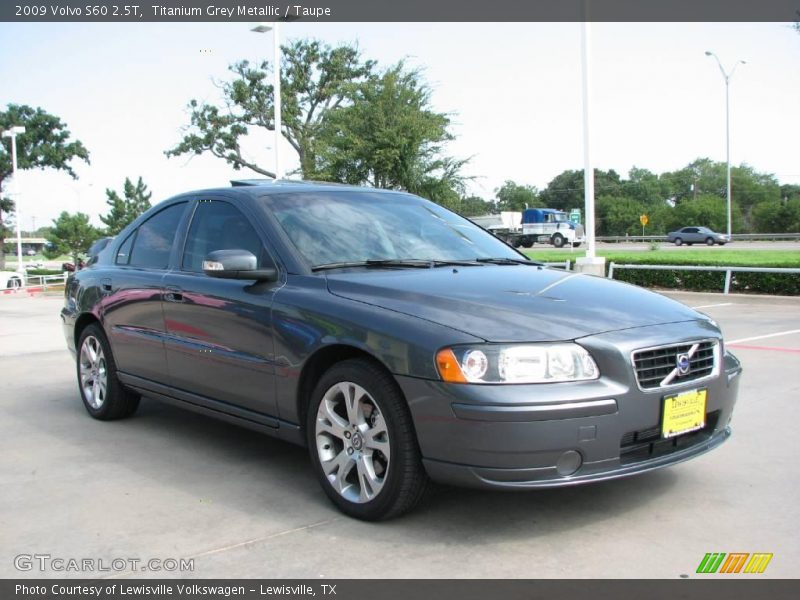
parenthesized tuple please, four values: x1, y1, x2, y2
(79, 335, 108, 409)
(314, 381, 391, 504)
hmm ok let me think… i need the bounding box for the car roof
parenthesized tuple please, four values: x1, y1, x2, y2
(182, 179, 411, 198)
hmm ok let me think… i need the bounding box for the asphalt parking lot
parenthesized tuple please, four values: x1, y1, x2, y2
(1, 290, 798, 579)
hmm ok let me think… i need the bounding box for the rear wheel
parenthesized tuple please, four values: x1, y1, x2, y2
(307, 358, 427, 520)
(572, 242, 582, 248)
(552, 233, 565, 248)
(520, 237, 533, 248)
(77, 324, 140, 420)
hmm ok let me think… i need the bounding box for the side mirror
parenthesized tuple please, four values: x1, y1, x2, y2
(202, 249, 277, 282)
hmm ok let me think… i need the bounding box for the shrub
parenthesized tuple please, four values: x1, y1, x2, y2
(605, 258, 799, 295)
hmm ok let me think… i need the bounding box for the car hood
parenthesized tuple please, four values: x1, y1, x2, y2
(325, 265, 703, 342)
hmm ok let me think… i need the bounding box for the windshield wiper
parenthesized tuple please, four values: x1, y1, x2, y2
(475, 257, 544, 266)
(311, 259, 482, 272)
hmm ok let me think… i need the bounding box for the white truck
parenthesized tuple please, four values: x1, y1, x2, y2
(473, 208, 585, 248)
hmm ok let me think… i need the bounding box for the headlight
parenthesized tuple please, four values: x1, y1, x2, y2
(436, 343, 600, 384)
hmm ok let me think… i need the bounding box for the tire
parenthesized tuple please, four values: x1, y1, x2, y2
(511, 238, 522, 249)
(521, 237, 533, 249)
(307, 358, 428, 521)
(552, 233, 565, 248)
(706, 237, 715, 246)
(674, 238, 683, 246)
(76, 323, 140, 420)
(572, 242, 582, 248)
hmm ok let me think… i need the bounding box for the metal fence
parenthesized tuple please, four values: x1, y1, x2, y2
(2, 273, 67, 294)
(607, 263, 800, 294)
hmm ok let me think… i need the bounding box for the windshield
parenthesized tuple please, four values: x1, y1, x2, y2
(553, 213, 568, 223)
(266, 191, 523, 268)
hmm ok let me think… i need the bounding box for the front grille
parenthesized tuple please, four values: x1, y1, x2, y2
(620, 411, 720, 465)
(632, 340, 717, 390)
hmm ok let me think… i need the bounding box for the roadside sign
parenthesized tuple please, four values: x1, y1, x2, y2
(569, 209, 582, 225)
(640, 214, 649, 226)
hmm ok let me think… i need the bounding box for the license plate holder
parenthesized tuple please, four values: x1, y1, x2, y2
(662, 388, 707, 438)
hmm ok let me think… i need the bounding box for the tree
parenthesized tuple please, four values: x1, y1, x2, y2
(596, 196, 646, 236)
(494, 181, 541, 212)
(626, 167, 672, 206)
(313, 63, 468, 204)
(667, 194, 744, 233)
(100, 176, 152, 235)
(539, 169, 623, 211)
(458, 195, 492, 217)
(752, 198, 800, 233)
(166, 39, 375, 178)
(1, 104, 89, 268)
(44, 212, 100, 265)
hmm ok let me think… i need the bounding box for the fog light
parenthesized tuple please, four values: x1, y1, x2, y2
(556, 450, 582, 476)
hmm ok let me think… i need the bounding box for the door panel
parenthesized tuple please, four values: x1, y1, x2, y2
(102, 201, 188, 384)
(103, 270, 168, 383)
(161, 198, 280, 418)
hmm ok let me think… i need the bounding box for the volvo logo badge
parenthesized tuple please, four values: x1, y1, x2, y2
(676, 353, 691, 375)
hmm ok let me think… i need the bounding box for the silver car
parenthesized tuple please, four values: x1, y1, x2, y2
(668, 226, 729, 246)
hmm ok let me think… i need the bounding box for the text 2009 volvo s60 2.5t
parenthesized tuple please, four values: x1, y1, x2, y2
(61, 180, 742, 520)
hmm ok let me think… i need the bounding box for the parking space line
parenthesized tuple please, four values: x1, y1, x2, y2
(728, 329, 800, 344)
(100, 518, 338, 579)
(727, 344, 800, 354)
(692, 303, 734, 309)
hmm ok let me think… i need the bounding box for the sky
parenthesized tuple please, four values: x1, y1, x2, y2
(0, 21, 799, 230)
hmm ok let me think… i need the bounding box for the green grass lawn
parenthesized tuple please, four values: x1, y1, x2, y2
(523, 248, 800, 267)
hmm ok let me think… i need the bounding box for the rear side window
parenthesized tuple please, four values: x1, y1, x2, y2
(128, 203, 186, 269)
(182, 200, 271, 272)
(115, 233, 134, 265)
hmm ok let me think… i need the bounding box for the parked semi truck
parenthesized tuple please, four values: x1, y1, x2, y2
(482, 208, 585, 249)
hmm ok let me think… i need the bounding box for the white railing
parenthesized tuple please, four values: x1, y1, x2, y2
(607, 263, 800, 294)
(2, 273, 67, 293)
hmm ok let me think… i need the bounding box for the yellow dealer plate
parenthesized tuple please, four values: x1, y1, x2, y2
(662, 389, 707, 438)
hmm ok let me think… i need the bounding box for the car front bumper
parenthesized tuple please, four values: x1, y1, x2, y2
(400, 321, 742, 490)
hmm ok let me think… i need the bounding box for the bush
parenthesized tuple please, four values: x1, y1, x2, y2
(604, 257, 799, 295)
(26, 269, 63, 276)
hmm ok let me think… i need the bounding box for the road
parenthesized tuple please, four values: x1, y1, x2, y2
(0, 291, 798, 578)
(536, 240, 800, 252)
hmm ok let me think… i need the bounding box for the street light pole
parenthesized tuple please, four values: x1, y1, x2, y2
(581, 20, 596, 260)
(2, 126, 26, 273)
(252, 22, 283, 179)
(705, 51, 745, 240)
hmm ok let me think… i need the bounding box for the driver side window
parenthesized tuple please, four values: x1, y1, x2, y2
(182, 200, 271, 272)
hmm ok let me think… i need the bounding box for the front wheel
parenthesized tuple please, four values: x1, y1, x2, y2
(674, 238, 683, 246)
(552, 233, 565, 248)
(307, 359, 427, 520)
(706, 237, 715, 246)
(77, 324, 140, 420)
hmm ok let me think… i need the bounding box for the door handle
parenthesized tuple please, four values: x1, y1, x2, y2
(100, 278, 112, 292)
(164, 286, 184, 302)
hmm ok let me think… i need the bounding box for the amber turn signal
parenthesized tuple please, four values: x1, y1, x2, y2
(436, 348, 467, 383)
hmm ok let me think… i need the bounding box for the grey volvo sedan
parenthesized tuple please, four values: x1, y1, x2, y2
(61, 181, 742, 520)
